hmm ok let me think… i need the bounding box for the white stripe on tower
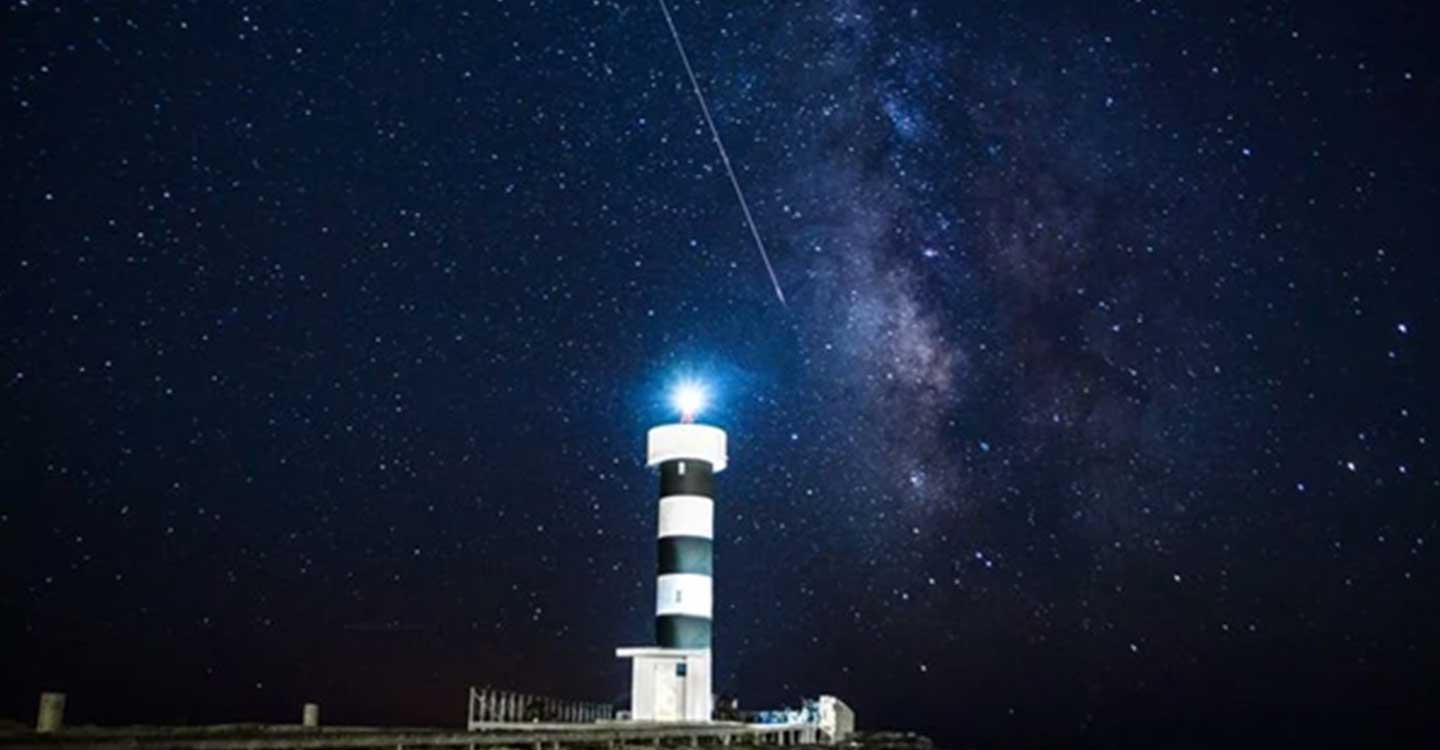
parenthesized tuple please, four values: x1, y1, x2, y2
(655, 573, 713, 617)
(658, 495, 714, 539)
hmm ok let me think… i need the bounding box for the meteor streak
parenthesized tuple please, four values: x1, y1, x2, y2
(657, 0, 787, 306)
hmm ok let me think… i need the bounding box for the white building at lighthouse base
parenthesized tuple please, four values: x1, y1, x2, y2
(615, 647, 712, 722)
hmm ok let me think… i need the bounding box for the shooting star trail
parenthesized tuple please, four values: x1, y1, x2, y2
(657, 0, 786, 306)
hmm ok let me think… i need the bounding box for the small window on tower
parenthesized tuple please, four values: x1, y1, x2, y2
(678, 461, 687, 475)
(676, 663, 688, 677)
(675, 589, 683, 603)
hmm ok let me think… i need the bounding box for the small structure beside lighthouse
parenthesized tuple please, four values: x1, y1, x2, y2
(617, 383, 724, 722)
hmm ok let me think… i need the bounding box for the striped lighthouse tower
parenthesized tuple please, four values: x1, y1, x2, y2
(653, 423, 723, 649)
(618, 386, 725, 722)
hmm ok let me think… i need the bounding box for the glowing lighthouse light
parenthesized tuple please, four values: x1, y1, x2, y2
(671, 382, 707, 423)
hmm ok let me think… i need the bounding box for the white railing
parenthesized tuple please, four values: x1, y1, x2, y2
(466, 686, 613, 729)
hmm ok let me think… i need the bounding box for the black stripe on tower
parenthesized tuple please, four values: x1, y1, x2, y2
(659, 459, 714, 497)
(658, 536, 713, 575)
(658, 614, 712, 649)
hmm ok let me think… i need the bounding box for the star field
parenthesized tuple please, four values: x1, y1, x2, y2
(3, 1, 1438, 747)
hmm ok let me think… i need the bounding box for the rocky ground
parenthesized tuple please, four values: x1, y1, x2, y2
(839, 731, 935, 750)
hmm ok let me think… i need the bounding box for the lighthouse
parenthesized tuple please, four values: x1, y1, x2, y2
(617, 382, 724, 722)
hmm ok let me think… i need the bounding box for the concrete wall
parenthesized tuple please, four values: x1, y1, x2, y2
(818, 695, 855, 743)
(682, 652, 712, 722)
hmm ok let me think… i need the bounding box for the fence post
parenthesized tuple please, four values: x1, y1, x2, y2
(36, 692, 65, 733)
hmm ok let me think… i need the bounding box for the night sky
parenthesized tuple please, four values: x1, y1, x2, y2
(4, 1, 1439, 747)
